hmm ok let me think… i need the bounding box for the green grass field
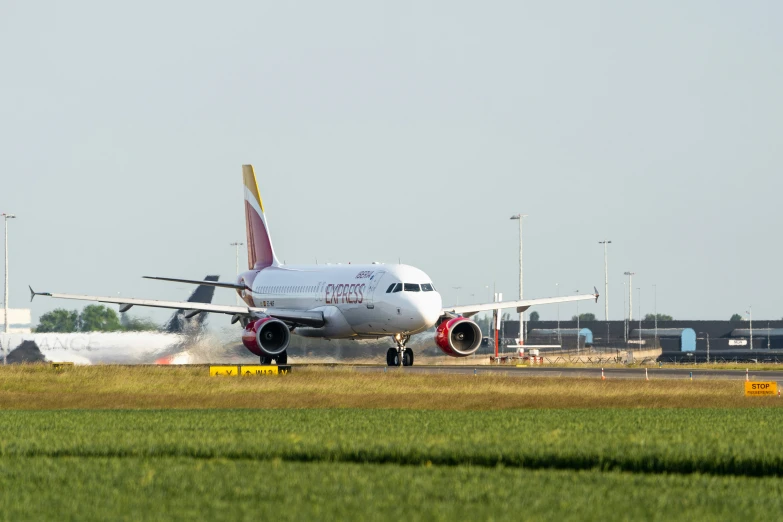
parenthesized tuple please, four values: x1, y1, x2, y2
(1, 366, 782, 520)
(2, 458, 783, 522)
(2, 409, 783, 475)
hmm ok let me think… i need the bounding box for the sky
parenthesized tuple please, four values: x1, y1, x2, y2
(1, 0, 782, 327)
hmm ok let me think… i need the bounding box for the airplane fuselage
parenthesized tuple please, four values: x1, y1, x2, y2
(237, 263, 443, 339)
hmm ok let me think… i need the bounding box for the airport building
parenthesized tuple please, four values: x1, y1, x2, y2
(496, 319, 783, 362)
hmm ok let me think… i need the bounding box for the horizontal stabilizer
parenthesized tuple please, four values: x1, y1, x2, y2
(144, 276, 248, 291)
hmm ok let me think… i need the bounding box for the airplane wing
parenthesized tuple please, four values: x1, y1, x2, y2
(443, 291, 598, 318)
(29, 288, 325, 328)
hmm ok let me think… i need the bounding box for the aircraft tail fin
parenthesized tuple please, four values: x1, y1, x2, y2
(242, 164, 281, 270)
(162, 275, 219, 334)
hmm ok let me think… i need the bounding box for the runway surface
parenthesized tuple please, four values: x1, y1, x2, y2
(344, 365, 783, 381)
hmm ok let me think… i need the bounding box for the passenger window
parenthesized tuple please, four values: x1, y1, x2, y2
(421, 284, 434, 292)
(404, 283, 420, 292)
(392, 283, 402, 293)
(386, 284, 395, 293)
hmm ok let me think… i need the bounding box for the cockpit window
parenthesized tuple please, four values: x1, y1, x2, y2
(403, 283, 420, 292)
(421, 283, 434, 292)
(392, 283, 403, 293)
(386, 284, 396, 293)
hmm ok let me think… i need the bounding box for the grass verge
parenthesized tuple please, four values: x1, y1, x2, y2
(1, 365, 780, 409)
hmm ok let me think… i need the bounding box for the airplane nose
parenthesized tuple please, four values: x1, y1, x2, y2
(413, 292, 442, 328)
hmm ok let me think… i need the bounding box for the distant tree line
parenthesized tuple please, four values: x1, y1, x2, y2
(644, 313, 674, 321)
(35, 305, 158, 333)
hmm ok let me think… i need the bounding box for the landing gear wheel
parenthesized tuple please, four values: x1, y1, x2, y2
(260, 352, 287, 365)
(387, 334, 411, 367)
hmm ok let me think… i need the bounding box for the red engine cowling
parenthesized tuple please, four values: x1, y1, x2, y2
(242, 317, 290, 356)
(435, 317, 482, 357)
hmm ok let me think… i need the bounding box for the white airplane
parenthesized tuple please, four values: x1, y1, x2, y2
(31, 165, 597, 366)
(7, 277, 219, 364)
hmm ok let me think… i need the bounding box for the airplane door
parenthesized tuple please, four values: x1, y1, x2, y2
(364, 270, 386, 309)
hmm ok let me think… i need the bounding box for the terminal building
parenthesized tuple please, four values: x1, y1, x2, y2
(497, 319, 783, 362)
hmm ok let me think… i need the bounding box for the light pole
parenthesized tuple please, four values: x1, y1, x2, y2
(700, 332, 711, 363)
(452, 287, 462, 306)
(706, 332, 710, 363)
(598, 241, 611, 337)
(637, 287, 641, 346)
(230, 241, 244, 305)
(555, 282, 561, 345)
(3, 213, 16, 338)
(575, 289, 580, 354)
(653, 284, 658, 349)
(598, 241, 611, 320)
(622, 281, 627, 343)
(510, 214, 527, 342)
(230, 242, 244, 277)
(624, 272, 635, 322)
(746, 306, 753, 350)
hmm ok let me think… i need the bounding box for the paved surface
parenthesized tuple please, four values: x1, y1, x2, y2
(346, 365, 783, 381)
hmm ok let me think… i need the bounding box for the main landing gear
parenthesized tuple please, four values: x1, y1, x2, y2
(386, 335, 414, 367)
(260, 351, 287, 365)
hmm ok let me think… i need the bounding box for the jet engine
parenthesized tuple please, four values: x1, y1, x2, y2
(435, 317, 482, 357)
(242, 317, 290, 356)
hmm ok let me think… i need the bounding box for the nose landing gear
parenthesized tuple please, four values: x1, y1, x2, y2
(260, 351, 287, 365)
(386, 335, 413, 367)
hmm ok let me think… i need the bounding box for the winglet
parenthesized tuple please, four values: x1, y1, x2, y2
(594, 286, 600, 303)
(29, 286, 51, 302)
